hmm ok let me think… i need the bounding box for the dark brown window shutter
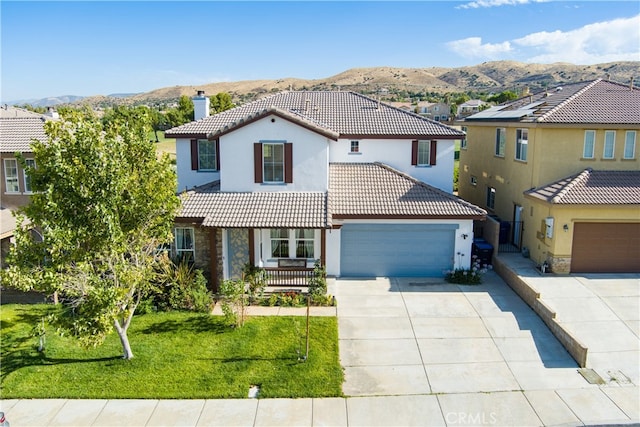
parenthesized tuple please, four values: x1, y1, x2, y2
(411, 140, 418, 165)
(190, 139, 198, 170)
(215, 139, 220, 171)
(254, 143, 263, 183)
(284, 143, 293, 183)
(430, 140, 437, 166)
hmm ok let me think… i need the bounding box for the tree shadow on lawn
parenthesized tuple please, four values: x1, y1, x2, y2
(139, 315, 228, 335)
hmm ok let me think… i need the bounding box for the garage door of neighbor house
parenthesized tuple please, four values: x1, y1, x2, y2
(340, 223, 457, 277)
(571, 222, 640, 273)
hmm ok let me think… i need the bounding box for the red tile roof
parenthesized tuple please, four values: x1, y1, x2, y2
(525, 168, 640, 204)
(166, 91, 464, 139)
(0, 117, 48, 153)
(177, 163, 486, 227)
(464, 79, 640, 125)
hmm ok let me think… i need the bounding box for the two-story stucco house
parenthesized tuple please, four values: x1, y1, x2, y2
(0, 106, 56, 266)
(165, 91, 486, 289)
(457, 79, 640, 274)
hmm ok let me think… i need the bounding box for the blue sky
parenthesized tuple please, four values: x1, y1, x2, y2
(1, 1, 639, 101)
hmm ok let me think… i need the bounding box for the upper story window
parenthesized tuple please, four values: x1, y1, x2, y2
(191, 139, 219, 171)
(460, 126, 467, 149)
(174, 227, 195, 263)
(603, 131, 616, 159)
(254, 142, 292, 184)
(3, 159, 19, 193)
(23, 159, 36, 193)
(411, 140, 437, 166)
(263, 143, 284, 183)
(624, 131, 636, 159)
(515, 129, 528, 161)
(495, 128, 506, 157)
(583, 130, 595, 159)
(350, 140, 360, 153)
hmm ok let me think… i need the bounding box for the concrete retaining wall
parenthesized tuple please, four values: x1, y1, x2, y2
(493, 256, 588, 368)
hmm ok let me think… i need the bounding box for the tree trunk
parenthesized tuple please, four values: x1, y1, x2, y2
(114, 319, 134, 359)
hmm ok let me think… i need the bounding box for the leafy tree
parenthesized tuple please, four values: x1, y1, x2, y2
(165, 95, 194, 127)
(209, 92, 235, 114)
(2, 107, 180, 359)
(487, 90, 518, 104)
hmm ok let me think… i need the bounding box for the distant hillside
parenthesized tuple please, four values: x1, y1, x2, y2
(9, 61, 639, 108)
(6, 95, 85, 107)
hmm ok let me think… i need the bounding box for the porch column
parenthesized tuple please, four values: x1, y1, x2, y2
(248, 229, 255, 266)
(209, 227, 219, 293)
(321, 228, 326, 266)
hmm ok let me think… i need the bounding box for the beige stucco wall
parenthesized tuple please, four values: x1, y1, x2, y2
(458, 123, 639, 268)
(524, 198, 640, 273)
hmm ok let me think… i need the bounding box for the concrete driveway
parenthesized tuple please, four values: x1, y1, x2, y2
(334, 271, 639, 425)
(336, 272, 590, 396)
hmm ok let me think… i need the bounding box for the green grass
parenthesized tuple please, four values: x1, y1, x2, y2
(148, 131, 176, 160)
(1, 304, 343, 399)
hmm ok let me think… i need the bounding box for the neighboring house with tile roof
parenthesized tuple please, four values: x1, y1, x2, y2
(457, 79, 640, 274)
(165, 91, 486, 288)
(0, 106, 54, 266)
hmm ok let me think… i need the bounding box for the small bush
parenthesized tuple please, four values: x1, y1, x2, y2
(219, 279, 246, 327)
(151, 257, 213, 313)
(444, 255, 490, 285)
(307, 260, 327, 297)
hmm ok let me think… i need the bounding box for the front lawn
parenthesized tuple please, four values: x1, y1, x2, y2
(0, 304, 343, 399)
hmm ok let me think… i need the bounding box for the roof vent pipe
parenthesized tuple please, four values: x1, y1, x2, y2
(631, 77, 635, 90)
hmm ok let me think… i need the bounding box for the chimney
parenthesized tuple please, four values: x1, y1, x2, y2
(193, 90, 210, 121)
(45, 107, 59, 119)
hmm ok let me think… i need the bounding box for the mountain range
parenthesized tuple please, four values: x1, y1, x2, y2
(7, 61, 638, 108)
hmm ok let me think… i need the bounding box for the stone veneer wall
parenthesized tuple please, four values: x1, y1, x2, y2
(192, 226, 223, 291)
(547, 254, 571, 274)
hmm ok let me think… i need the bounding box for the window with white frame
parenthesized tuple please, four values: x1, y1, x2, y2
(263, 143, 284, 183)
(486, 186, 496, 210)
(495, 128, 506, 157)
(295, 229, 315, 258)
(583, 130, 595, 159)
(624, 131, 636, 159)
(174, 227, 195, 262)
(270, 229, 289, 258)
(603, 130, 616, 159)
(515, 129, 528, 161)
(269, 229, 316, 259)
(417, 140, 431, 166)
(3, 159, 19, 193)
(197, 139, 217, 171)
(460, 126, 467, 149)
(23, 159, 36, 193)
(350, 140, 360, 153)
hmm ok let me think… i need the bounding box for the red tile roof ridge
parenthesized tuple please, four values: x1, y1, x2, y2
(551, 168, 592, 204)
(536, 79, 602, 123)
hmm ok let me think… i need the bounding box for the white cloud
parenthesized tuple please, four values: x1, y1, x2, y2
(446, 37, 513, 59)
(446, 15, 640, 64)
(457, 0, 547, 10)
(513, 15, 640, 63)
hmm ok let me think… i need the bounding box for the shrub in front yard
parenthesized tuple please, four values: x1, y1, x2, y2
(445, 255, 490, 285)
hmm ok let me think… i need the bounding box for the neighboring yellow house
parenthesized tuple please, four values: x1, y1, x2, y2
(457, 79, 640, 273)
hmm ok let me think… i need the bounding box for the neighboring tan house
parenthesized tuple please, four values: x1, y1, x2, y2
(165, 91, 486, 289)
(457, 100, 489, 118)
(457, 79, 640, 274)
(0, 106, 56, 266)
(416, 102, 451, 122)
